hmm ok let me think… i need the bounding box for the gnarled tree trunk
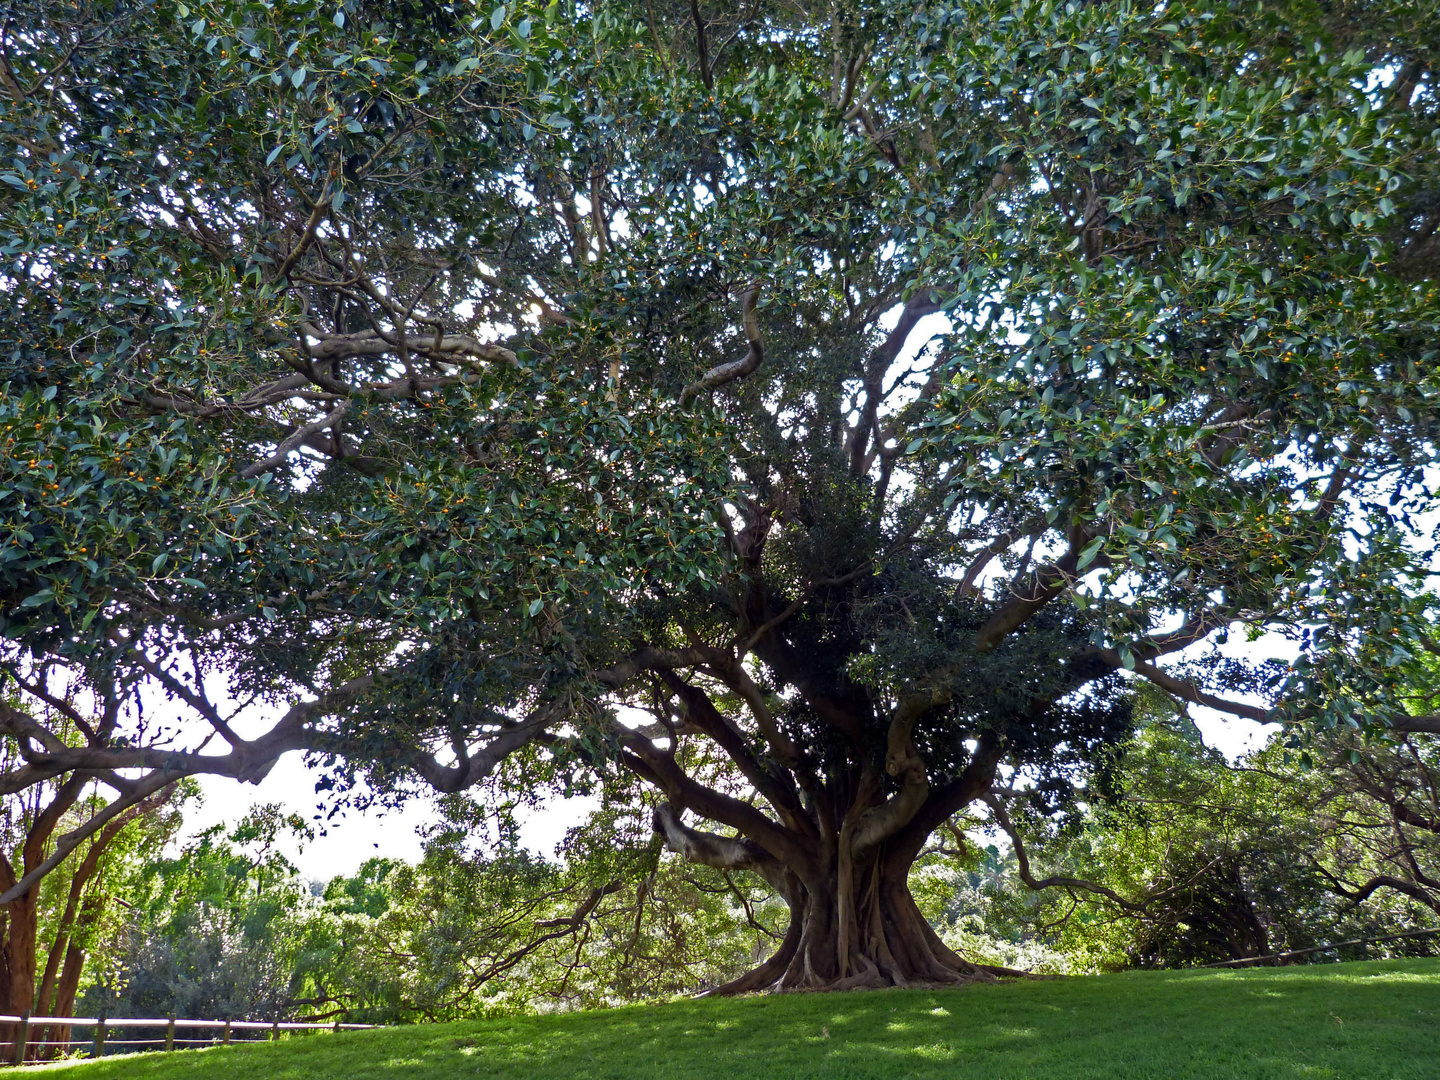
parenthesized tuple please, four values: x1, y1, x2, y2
(649, 733, 1007, 993)
(758, 856, 993, 991)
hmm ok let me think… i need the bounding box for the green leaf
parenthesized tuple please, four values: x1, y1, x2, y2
(1076, 536, 1106, 572)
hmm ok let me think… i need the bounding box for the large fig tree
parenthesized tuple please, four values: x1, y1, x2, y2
(2, 0, 1437, 994)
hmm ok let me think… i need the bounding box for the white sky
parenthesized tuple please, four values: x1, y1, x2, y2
(183, 764, 598, 883)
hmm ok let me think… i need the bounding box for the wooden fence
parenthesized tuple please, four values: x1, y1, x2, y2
(1201, 925, 1440, 968)
(0, 1013, 374, 1066)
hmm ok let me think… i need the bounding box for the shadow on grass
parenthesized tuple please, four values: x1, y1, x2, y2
(43, 959, 1440, 1080)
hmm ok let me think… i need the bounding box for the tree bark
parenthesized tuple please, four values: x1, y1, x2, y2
(0, 780, 172, 1058)
(43, 944, 88, 1060)
(1, 892, 38, 1060)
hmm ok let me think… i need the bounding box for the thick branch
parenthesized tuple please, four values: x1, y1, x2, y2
(0, 675, 376, 793)
(652, 802, 795, 895)
(1129, 660, 1270, 723)
(1389, 714, 1440, 735)
(621, 748, 812, 875)
(654, 669, 812, 836)
(680, 287, 763, 404)
(406, 698, 566, 793)
(975, 526, 1101, 651)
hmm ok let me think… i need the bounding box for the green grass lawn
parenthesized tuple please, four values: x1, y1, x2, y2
(42, 959, 1440, 1080)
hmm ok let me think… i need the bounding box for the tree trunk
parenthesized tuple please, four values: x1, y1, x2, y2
(746, 851, 992, 992)
(2, 893, 39, 1060)
(43, 945, 88, 1060)
(646, 730, 1008, 995)
(657, 798, 1001, 994)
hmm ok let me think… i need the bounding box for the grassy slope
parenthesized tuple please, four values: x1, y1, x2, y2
(44, 959, 1440, 1080)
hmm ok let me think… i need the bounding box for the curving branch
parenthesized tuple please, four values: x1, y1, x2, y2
(680, 286, 764, 404)
(653, 668, 812, 836)
(0, 771, 175, 907)
(1128, 660, 1270, 724)
(406, 698, 570, 793)
(985, 795, 1227, 916)
(621, 744, 813, 876)
(985, 795, 1148, 913)
(974, 523, 1103, 651)
(0, 674, 377, 798)
(652, 802, 797, 896)
(240, 401, 349, 479)
(848, 689, 942, 857)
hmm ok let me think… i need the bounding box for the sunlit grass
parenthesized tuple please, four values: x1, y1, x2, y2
(41, 959, 1440, 1080)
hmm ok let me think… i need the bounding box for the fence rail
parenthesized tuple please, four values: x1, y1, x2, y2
(1201, 925, 1440, 968)
(0, 1013, 374, 1066)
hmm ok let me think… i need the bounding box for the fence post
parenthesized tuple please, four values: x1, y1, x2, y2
(12, 1012, 29, 1067)
(165, 1014, 175, 1052)
(222, 1020, 231, 1046)
(334, 1017, 342, 1035)
(271, 1019, 280, 1042)
(93, 1014, 107, 1059)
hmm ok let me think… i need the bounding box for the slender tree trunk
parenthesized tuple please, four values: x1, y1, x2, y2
(44, 945, 88, 1059)
(37, 892, 106, 1059)
(2, 893, 39, 1060)
(34, 882, 78, 1018)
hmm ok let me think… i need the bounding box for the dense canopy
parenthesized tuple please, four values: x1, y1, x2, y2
(2, 0, 1437, 993)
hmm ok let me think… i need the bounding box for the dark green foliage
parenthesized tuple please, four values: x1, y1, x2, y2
(3, 0, 1438, 992)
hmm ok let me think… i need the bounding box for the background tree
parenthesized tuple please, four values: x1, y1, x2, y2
(85, 798, 784, 1021)
(979, 683, 1440, 971)
(0, 702, 183, 1057)
(83, 806, 325, 1024)
(2, 0, 1437, 994)
(321, 798, 787, 1016)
